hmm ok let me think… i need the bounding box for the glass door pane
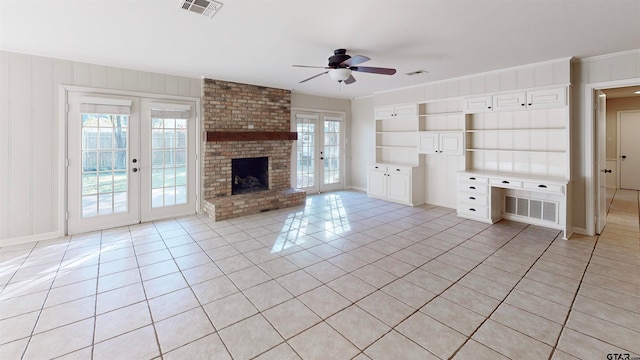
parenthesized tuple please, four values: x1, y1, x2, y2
(323, 118, 341, 186)
(296, 114, 318, 192)
(80, 113, 129, 217)
(151, 117, 188, 208)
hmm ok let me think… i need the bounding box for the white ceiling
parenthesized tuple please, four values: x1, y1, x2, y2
(1, 0, 639, 99)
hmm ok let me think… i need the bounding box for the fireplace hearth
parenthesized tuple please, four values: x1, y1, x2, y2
(232, 157, 269, 195)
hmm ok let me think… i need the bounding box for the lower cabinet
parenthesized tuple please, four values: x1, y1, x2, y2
(456, 171, 569, 239)
(367, 164, 424, 206)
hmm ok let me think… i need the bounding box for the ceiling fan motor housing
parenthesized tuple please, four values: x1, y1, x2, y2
(329, 49, 350, 68)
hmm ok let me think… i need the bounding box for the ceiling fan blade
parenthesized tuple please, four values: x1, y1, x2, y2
(341, 55, 370, 67)
(351, 66, 396, 75)
(344, 74, 356, 85)
(292, 65, 330, 69)
(299, 71, 329, 83)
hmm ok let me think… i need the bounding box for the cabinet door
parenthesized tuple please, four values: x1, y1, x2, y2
(386, 172, 411, 203)
(439, 132, 464, 155)
(374, 106, 395, 119)
(463, 96, 493, 113)
(493, 92, 526, 111)
(367, 169, 387, 198)
(418, 132, 439, 154)
(393, 104, 418, 118)
(527, 87, 566, 109)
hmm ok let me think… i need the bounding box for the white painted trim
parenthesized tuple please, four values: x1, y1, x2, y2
(374, 57, 574, 95)
(572, 227, 589, 236)
(0, 231, 62, 247)
(577, 49, 640, 62)
(59, 85, 202, 236)
(583, 78, 640, 236)
(349, 185, 367, 192)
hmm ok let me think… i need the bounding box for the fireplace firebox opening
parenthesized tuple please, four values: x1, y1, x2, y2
(231, 157, 269, 195)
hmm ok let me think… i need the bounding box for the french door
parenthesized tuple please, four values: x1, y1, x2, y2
(67, 92, 197, 234)
(295, 112, 344, 193)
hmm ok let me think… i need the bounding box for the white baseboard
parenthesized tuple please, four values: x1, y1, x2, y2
(571, 227, 592, 237)
(348, 185, 367, 192)
(0, 231, 62, 247)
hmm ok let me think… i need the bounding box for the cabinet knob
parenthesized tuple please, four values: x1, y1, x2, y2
(395, 168, 401, 171)
(488, 106, 491, 109)
(528, 103, 532, 106)
(521, 104, 526, 106)
(501, 180, 509, 184)
(538, 184, 548, 188)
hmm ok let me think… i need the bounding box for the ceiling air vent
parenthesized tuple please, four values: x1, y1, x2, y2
(179, 0, 223, 18)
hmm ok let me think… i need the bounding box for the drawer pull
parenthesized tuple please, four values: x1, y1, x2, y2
(501, 180, 510, 184)
(395, 168, 401, 171)
(469, 177, 476, 180)
(469, 186, 476, 190)
(538, 184, 547, 188)
(469, 196, 476, 200)
(469, 208, 476, 212)
(375, 166, 379, 169)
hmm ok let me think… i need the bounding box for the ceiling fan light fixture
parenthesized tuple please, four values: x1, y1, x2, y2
(329, 68, 352, 82)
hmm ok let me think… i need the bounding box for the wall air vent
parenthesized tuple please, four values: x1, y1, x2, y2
(505, 196, 558, 223)
(179, 0, 223, 18)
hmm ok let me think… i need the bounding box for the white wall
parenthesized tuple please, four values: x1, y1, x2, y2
(350, 97, 375, 191)
(0, 51, 201, 244)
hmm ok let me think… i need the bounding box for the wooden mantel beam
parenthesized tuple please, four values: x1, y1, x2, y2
(205, 131, 298, 142)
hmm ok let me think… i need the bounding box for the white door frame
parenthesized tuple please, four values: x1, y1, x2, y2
(583, 78, 640, 236)
(58, 85, 201, 237)
(617, 110, 640, 190)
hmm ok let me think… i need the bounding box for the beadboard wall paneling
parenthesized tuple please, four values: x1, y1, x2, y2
(0, 50, 201, 243)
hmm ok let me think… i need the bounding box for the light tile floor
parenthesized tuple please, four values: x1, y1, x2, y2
(1, 190, 638, 360)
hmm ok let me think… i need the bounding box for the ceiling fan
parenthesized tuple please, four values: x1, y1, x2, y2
(293, 49, 396, 84)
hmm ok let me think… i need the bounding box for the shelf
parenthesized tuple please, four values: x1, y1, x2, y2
(419, 130, 463, 133)
(376, 145, 416, 149)
(466, 148, 566, 154)
(465, 127, 566, 133)
(375, 131, 417, 134)
(419, 111, 463, 117)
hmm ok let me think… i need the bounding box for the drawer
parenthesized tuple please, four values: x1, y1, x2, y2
(458, 183, 489, 195)
(388, 166, 411, 175)
(459, 194, 488, 206)
(458, 205, 489, 218)
(490, 178, 523, 189)
(459, 174, 489, 184)
(523, 181, 564, 194)
(369, 164, 387, 172)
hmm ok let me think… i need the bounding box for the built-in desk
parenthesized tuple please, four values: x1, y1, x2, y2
(457, 171, 570, 239)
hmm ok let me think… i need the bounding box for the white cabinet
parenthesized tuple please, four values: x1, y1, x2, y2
(527, 87, 566, 109)
(418, 132, 464, 155)
(375, 104, 418, 119)
(457, 171, 569, 239)
(463, 96, 493, 113)
(367, 164, 424, 206)
(375, 103, 418, 166)
(464, 87, 566, 113)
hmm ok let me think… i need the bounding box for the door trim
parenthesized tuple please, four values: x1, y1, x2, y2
(583, 78, 640, 236)
(59, 85, 201, 236)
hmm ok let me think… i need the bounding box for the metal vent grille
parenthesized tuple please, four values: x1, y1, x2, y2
(179, 0, 223, 18)
(505, 196, 558, 223)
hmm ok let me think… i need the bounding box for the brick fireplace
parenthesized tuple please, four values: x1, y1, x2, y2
(201, 78, 306, 220)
